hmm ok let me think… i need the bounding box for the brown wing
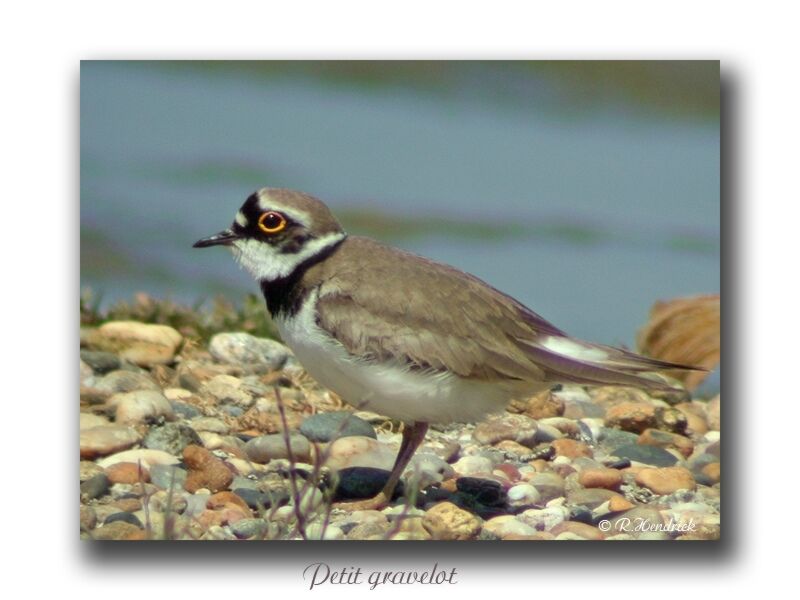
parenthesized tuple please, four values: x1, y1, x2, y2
(313, 237, 697, 390)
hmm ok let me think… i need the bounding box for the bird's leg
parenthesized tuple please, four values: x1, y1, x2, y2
(332, 421, 429, 511)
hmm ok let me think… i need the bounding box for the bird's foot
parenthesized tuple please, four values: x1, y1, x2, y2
(332, 491, 391, 512)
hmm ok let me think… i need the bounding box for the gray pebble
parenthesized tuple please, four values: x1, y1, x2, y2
(230, 518, 271, 539)
(149, 464, 188, 490)
(144, 423, 203, 455)
(300, 411, 376, 442)
(209, 333, 291, 369)
(80, 474, 110, 500)
(611, 443, 678, 467)
(245, 433, 311, 463)
(94, 370, 160, 394)
(80, 351, 121, 374)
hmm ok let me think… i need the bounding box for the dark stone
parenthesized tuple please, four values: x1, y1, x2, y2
(233, 487, 289, 510)
(333, 467, 403, 500)
(569, 506, 594, 525)
(610, 443, 678, 467)
(597, 427, 640, 450)
(300, 412, 376, 443)
(455, 477, 507, 506)
(604, 458, 632, 470)
(143, 423, 203, 455)
(171, 402, 201, 419)
(80, 351, 121, 374)
(104, 512, 143, 528)
(80, 474, 110, 500)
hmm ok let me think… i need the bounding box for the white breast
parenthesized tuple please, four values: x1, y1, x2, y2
(274, 292, 518, 424)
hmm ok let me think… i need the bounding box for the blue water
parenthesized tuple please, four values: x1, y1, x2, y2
(81, 62, 719, 351)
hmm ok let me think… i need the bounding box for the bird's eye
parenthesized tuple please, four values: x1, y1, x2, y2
(258, 211, 287, 234)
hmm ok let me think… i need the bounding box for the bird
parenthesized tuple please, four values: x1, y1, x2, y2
(194, 187, 698, 510)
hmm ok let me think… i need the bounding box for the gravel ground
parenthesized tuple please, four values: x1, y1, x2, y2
(79, 321, 720, 541)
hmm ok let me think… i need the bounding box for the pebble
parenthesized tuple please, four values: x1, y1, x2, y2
(700, 462, 720, 484)
(80, 473, 110, 500)
(105, 462, 150, 485)
(347, 520, 392, 540)
(567, 488, 622, 510)
(456, 477, 507, 506)
(245, 433, 312, 463)
(323, 436, 397, 471)
(93, 370, 161, 394)
(529, 472, 566, 502)
(452, 455, 494, 477)
(79, 412, 110, 430)
(230, 518, 271, 539)
(234, 487, 288, 510)
(518, 506, 569, 531)
(190, 416, 230, 434)
(183, 444, 234, 493)
(604, 402, 657, 433)
(80, 350, 122, 374)
(88, 321, 182, 366)
(406, 453, 455, 489)
(80, 425, 141, 459)
(111, 390, 175, 425)
(305, 523, 346, 540)
(144, 423, 203, 455)
(675, 402, 709, 435)
(610, 443, 678, 467)
(635, 466, 696, 495)
(97, 448, 180, 469)
(149, 464, 188, 490)
(104, 511, 144, 528)
(422, 501, 482, 540)
(92, 520, 143, 540)
(551, 438, 592, 459)
(524, 390, 565, 419)
(654, 407, 689, 434)
(507, 483, 542, 508)
(638, 428, 694, 458)
(202, 374, 253, 407)
(482, 515, 537, 538)
(578, 468, 623, 490)
(550, 521, 604, 540)
(208, 332, 291, 369)
(472, 413, 538, 447)
(300, 411, 376, 442)
(171, 401, 202, 419)
(334, 467, 395, 500)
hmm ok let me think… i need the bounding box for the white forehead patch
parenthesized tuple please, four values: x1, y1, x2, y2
(235, 212, 248, 227)
(256, 190, 312, 228)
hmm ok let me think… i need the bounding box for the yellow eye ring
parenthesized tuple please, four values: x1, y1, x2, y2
(258, 211, 287, 234)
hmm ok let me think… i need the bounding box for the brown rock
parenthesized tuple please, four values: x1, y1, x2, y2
(551, 438, 592, 459)
(578, 467, 623, 489)
(183, 444, 234, 493)
(473, 413, 538, 447)
(422, 502, 482, 540)
(91, 521, 143, 540)
(674, 402, 709, 435)
(524, 390, 565, 419)
(80, 425, 142, 459)
(605, 402, 657, 433)
(701, 462, 720, 484)
(207, 491, 252, 513)
(635, 466, 696, 495)
(550, 521, 605, 540)
(105, 462, 150, 485)
(88, 321, 183, 367)
(494, 440, 534, 456)
(638, 428, 694, 458)
(591, 386, 653, 407)
(608, 495, 635, 512)
(112, 498, 143, 512)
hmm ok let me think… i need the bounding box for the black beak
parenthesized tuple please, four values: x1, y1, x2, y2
(193, 229, 239, 248)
